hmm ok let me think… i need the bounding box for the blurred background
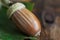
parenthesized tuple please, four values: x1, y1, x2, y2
(0, 0, 60, 40)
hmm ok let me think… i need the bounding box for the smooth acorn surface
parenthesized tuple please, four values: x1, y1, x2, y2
(7, 3, 41, 36)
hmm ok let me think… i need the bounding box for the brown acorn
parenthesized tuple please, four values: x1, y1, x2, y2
(7, 3, 41, 36)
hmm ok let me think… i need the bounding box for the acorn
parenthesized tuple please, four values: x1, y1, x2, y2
(7, 3, 41, 36)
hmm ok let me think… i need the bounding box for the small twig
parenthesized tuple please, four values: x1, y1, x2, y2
(1, 0, 12, 8)
(2, 3, 9, 8)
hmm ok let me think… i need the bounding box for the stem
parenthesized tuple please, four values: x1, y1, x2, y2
(1, 0, 12, 8)
(2, 3, 9, 8)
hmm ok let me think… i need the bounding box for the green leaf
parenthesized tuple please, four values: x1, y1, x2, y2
(0, 7, 26, 40)
(23, 2, 34, 11)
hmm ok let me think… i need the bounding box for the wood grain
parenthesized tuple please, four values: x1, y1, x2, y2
(32, 0, 60, 40)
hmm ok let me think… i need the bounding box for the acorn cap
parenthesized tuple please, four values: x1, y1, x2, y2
(7, 3, 25, 18)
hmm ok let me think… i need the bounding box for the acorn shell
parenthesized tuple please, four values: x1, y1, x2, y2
(7, 3, 41, 36)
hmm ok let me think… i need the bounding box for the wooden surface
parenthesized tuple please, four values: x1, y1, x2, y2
(32, 0, 60, 40)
